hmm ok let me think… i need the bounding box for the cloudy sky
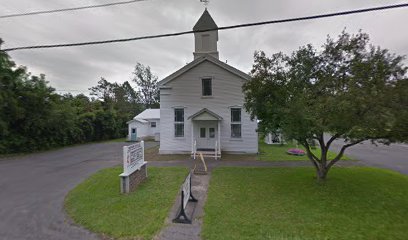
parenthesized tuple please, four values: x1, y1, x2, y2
(1, 0, 407, 94)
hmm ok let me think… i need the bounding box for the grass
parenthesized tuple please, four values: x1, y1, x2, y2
(259, 141, 351, 161)
(144, 146, 257, 161)
(65, 166, 187, 239)
(106, 137, 127, 143)
(202, 167, 408, 240)
(0, 137, 128, 159)
(143, 142, 350, 162)
(145, 146, 190, 161)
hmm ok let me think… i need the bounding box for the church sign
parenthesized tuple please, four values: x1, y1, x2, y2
(123, 142, 145, 175)
(119, 141, 147, 194)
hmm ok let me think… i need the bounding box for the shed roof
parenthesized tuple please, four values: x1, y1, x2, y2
(133, 109, 160, 120)
(126, 119, 148, 124)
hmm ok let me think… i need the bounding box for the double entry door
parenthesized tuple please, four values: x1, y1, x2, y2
(196, 121, 217, 150)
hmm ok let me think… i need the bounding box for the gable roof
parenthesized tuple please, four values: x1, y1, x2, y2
(126, 119, 148, 124)
(158, 54, 250, 86)
(133, 109, 160, 120)
(188, 108, 223, 120)
(193, 9, 218, 31)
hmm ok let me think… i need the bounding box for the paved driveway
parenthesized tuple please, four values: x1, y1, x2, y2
(0, 141, 158, 240)
(330, 140, 408, 175)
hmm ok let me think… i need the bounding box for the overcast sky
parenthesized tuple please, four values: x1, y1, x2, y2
(1, 0, 407, 94)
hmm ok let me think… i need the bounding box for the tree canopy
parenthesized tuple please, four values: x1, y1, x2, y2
(0, 39, 157, 154)
(132, 62, 159, 109)
(243, 31, 408, 180)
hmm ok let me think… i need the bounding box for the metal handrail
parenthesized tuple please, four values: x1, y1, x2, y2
(193, 139, 197, 160)
(215, 141, 218, 160)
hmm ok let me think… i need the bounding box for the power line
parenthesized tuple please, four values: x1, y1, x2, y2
(0, 0, 147, 19)
(2, 3, 408, 52)
(56, 89, 89, 92)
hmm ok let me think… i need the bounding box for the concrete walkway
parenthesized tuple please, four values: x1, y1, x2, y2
(155, 173, 211, 240)
(150, 158, 364, 240)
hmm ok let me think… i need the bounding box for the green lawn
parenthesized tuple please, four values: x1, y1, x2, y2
(0, 137, 128, 159)
(105, 137, 127, 143)
(259, 141, 351, 161)
(142, 143, 350, 162)
(65, 167, 187, 239)
(203, 167, 408, 240)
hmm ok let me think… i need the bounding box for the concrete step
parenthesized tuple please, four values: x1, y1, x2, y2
(191, 153, 221, 159)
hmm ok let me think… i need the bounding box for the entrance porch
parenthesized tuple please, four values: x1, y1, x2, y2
(188, 108, 222, 160)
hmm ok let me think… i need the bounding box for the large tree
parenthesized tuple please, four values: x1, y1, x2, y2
(132, 62, 159, 108)
(243, 31, 408, 180)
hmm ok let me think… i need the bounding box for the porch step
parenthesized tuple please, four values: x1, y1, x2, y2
(191, 151, 221, 159)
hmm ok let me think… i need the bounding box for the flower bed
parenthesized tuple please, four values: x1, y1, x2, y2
(286, 148, 305, 156)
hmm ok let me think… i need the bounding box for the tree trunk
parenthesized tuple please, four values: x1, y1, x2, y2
(303, 139, 330, 181)
(303, 136, 364, 181)
(316, 166, 328, 181)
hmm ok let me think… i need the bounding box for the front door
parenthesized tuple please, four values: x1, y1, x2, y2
(130, 128, 137, 141)
(196, 121, 217, 150)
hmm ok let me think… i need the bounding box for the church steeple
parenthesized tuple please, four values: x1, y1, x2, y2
(193, 9, 219, 59)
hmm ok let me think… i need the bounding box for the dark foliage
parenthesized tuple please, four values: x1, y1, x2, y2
(0, 40, 151, 154)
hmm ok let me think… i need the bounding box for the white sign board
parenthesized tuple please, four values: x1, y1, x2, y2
(123, 141, 145, 175)
(182, 172, 191, 209)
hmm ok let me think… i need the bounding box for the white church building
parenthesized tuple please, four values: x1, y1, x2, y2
(157, 9, 258, 156)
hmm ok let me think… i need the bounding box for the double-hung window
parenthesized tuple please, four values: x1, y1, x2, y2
(231, 108, 242, 138)
(202, 78, 212, 96)
(174, 108, 184, 137)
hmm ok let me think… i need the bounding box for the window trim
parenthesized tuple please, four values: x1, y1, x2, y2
(209, 127, 215, 138)
(200, 127, 206, 138)
(201, 77, 212, 97)
(174, 108, 184, 137)
(230, 108, 242, 138)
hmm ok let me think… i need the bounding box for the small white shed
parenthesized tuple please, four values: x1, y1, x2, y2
(127, 109, 160, 141)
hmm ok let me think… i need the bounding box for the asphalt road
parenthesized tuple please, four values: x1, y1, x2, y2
(330, 140, 408, 175)
(1, 140, 406, 240)
(0, 141, 158, 240)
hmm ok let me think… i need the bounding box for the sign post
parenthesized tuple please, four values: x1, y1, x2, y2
(173, 171, 198, 224)
(119, 141, 147, 194)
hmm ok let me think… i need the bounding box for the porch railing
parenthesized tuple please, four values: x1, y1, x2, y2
(192, 139, 197, 160)
(215, 141, 218, 160)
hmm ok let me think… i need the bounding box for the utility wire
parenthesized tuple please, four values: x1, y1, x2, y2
(56, 89, 89, 92)
(0, 0, 147, 19)
(2, 3, 408, 52)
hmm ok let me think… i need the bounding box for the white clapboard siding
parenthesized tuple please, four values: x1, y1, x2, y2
(159, 60, 258, 154)
(146, 119, 160, 136)
(128, 121, 148, 139)
(128, 119, 160, 140)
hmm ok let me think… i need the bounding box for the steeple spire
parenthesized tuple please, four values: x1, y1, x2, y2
(193, 9, 219, 59)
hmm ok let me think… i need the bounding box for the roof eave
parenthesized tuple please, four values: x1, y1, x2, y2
(158, 55, 250, 86)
